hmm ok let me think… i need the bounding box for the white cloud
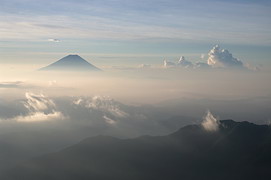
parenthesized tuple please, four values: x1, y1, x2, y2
(103, 115, 116, 125)
(244, 63, 261, 71)
(15, 111, 64, 123)
(138, 64, 151, 69)
(163, 57, 194, 69)
(73, 98, 83, 105)
(207, 45, 244, 68)
(24, 92, 56, 112)
(12, 93, 65, 123)
(177, 56, 193, 68)
(194, 62, 210, 69)
(74, 96, 129, 118)
(162, 45, 252, 70)
(48, 38, 60, 42)
(164, 56, 205, 70)
(201, 110, 220, 132)
(163, 59, 176, 68)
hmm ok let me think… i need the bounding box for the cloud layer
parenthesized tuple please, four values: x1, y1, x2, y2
(0, 92, 270, 138)
(0, 93, 201, 138)
(0, 81, 23, 88)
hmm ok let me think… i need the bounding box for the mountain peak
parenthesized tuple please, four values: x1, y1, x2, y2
(66, 54, 81, 58)
(39, 54, 101, 71)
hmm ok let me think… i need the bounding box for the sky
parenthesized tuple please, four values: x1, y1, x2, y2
(0, 0, 271, 67)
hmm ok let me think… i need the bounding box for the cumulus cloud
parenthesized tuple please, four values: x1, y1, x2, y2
(163, 57, 194, 69)
(162, 45, 254, 70)
(138, 64, 151, 69)
(163, 56, 209, 69)
(177, 56, 193, 68)
(194, 62, 210, 69)
(201, 110, 220, 132)
(48, 38, 60, 42)
(163, 59, 176, 68)
(207, 45, 244, 68)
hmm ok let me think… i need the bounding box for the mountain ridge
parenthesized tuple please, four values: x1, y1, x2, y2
(2, 120, 271, 180)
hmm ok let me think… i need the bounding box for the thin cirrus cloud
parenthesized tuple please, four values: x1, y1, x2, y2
(0, 15, 210, 42)
(0, 0, 270, 45)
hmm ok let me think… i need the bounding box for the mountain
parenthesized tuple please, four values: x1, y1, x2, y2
(39, 55, 101, 71)
(2, 120, 271, 180)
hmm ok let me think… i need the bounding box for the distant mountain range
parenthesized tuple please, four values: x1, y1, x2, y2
(39, 55, 101, 71)
(2, 120, 271, 180)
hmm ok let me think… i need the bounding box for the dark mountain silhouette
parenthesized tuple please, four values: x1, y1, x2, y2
(39, 55, 101, 71)
(2, 120, 271, 180)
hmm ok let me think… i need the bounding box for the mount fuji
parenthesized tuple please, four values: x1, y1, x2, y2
(39, 55, 101, 71)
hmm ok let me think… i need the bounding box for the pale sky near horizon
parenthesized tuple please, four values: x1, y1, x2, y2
(0, 0, 271, 67)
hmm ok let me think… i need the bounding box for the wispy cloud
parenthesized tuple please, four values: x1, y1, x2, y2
(0, 81, 23, 88)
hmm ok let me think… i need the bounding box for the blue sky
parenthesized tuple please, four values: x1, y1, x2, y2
(0, 0, 270, 66)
